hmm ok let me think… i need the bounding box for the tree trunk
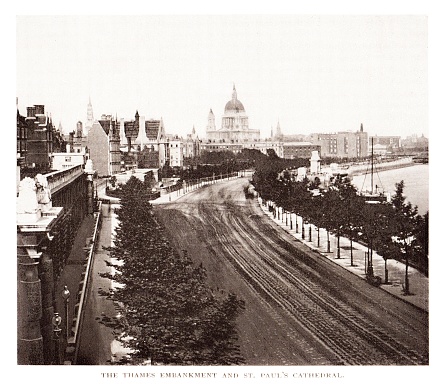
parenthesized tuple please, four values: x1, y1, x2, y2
(337, 233, 341, 259)
(404, 252, 410, 295)
(350, 238, 353, 266)
(327, 230, 331, 253)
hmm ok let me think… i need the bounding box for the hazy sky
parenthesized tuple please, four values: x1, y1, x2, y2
(16, 14, 428, 139)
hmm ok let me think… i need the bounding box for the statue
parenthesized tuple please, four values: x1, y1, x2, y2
(35, 174, 52, 210)
(16, 177, 39, 214)
(85, 159, 94, 174)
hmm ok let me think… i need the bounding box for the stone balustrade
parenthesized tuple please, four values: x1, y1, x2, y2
(45, 165, 85, 195)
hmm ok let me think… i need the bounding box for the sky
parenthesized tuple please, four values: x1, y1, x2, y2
(16, 13, 428, 140)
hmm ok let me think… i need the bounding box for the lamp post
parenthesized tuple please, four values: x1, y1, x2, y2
(52, 312, 62, 365)
(62, 285, 70, 342)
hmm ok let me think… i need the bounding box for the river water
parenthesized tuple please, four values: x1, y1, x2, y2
(351, 164, 429, 215)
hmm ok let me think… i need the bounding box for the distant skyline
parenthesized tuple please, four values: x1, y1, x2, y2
(16, 15, 427, 139)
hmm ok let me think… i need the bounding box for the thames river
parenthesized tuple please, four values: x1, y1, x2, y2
(351, 164, 429, 215)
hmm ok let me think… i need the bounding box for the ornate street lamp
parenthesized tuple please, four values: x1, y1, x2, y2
(52, 312, 62, 364)
(62, 286, 70, 342)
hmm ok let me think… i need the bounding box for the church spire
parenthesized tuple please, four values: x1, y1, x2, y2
(232, 83, 237, 101)
(275, 119, 283, 141)
(85, 97, 94, 135)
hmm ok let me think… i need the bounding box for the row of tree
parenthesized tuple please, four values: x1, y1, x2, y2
(251, 160, 428, 292)
(100, 176, 245, 365)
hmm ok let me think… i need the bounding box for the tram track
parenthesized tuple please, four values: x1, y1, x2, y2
(223, 207, 427, 365)
(156, 178, 428, 365)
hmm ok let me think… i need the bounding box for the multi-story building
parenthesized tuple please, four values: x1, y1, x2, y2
(120, 111, 169, 168)
(183, 126, 201, 160)
(68, 121, 88, 154)
(51, 152, 87, 170)
(17, 103, 66, 170)
(282, 142, 321, 159)
(168, 135, 184, 167)
(310, 124, 369, 159)
(17, 105, 28, 166)
(371, 135, 401, 149)
(87, 115, 121, 176)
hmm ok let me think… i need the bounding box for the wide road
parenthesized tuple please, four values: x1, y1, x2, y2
(154, 177, 429, 365)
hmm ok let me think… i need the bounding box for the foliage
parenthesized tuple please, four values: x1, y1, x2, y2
(251, 162, 429, 276)
(100, 176, 245, 365)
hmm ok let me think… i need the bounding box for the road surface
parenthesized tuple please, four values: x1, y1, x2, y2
(154, 177, 429, 365)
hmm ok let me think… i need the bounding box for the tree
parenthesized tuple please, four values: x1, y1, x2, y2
(100, 178, 245, 365)
(289, 179, 311, 240)
(143, 170, 157, 190)
(336, 180, 363, 266)
(320, 187, 342, 254)
(388, 181, 421, 294)
(414, 212, 429, 275)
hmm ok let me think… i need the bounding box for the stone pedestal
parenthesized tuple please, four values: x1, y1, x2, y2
(310, 151, 321, 175)
(17, 257, 44, 364)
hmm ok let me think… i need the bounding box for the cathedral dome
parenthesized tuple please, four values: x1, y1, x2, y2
(224, 85, 245, 113)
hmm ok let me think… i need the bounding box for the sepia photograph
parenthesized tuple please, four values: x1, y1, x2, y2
(10, 1, 441, 387)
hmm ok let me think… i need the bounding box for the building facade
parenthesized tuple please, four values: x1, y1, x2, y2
(202, 87, 324, 161)
(51, 152, 87, 170)
(371, 135, 401, 149)
(206, 85, 260, 143)
(168, 136, 184, 167)
(17, 166, 93, 364)
(87, 115, 121, 177)
(18, 104, 66, 170)
(183, 126, 201, 160)
(120, 111, 169, 169)
(282, 142, 321, 159)
(310, 125, 369, 159)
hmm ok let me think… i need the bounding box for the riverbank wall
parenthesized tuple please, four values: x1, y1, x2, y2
(347, 157, 416, 177)
(320, 157, 416, 178)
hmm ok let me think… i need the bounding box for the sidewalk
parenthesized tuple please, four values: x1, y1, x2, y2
(97, 174, 239, 205)
(54, 213, 97, 355)
(258, 198, 429, 313)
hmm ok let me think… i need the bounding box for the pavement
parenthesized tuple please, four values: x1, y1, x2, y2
(54, 213, 97, 354)
(258, 198, 429, 313)
(97, 174, 238, 205)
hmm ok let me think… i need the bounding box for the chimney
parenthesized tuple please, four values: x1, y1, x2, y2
(34, 105, 45, 115)
(27, 106, 36, 118)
